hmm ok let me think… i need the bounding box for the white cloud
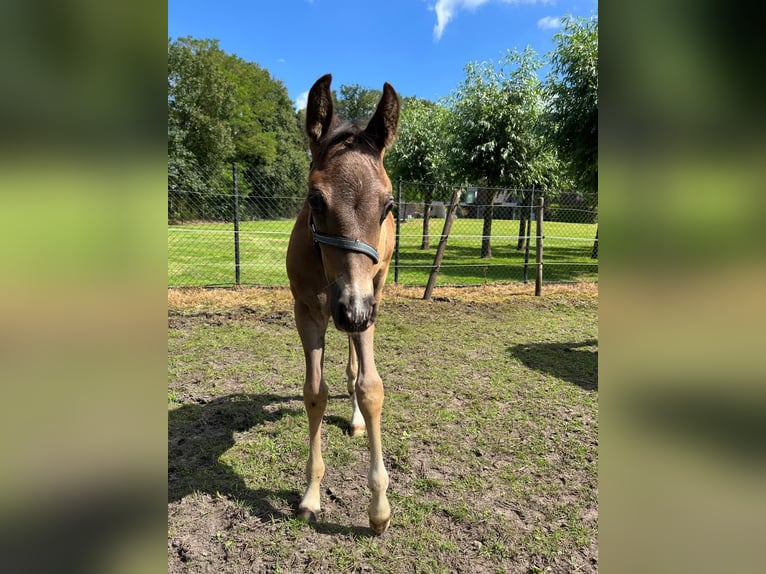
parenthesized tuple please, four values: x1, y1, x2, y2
(432, 0, 488, 41)
(537, 15, 562, 30)
(431, 0, 553, 41)
(295, 90, 309, 110)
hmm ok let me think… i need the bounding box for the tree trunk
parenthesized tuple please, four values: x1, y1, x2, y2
(421, 187, 433, 250)
(591, 227, 598, 259)
(479, 187, 494, 259)
(517, 189, 532, 250)
(517, 215, 528, 251)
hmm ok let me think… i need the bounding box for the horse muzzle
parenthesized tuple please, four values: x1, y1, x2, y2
(330, 287, 377, 332)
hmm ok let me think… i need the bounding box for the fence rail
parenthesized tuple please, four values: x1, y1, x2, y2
(168, 163, 598, 288)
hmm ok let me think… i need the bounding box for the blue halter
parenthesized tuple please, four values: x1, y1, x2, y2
(309, 215, 380, 264)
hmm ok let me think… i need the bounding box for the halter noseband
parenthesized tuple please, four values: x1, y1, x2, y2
(309, 214, 380, 264)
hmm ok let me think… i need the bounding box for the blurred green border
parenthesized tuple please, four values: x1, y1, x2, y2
(600, 2, 766, 573)
(3, 1, 766, 572)
(0, 1, 169, 572)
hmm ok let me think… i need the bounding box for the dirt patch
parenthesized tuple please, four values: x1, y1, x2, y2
(168, 286, 598, 573)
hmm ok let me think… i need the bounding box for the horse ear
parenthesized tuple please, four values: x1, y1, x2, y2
(306, 74, 336, 151)
(365, 82, 400, 151)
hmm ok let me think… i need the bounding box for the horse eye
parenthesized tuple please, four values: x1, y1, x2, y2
(381, 199, 394, 222)
(308, 192, 326, 213)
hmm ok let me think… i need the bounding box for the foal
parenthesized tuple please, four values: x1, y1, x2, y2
(286, 74, 400, 534)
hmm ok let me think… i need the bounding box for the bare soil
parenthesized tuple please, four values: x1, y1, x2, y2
(168, 284, 598, 573)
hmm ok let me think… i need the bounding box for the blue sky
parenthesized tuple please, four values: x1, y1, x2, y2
(168, 0, 597, 109)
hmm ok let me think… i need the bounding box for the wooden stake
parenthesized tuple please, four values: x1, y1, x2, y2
(535, 196, 544, 296)
(423, 187, 462, 300)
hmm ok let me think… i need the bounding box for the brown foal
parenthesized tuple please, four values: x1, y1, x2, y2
(286, 74, 400, 534)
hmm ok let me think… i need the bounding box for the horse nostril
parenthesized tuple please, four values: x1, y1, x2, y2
(335, 296, 376, 332)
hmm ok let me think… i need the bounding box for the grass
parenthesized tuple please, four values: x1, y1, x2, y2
(168, 218, 598, 287)
(168, 284, 598, 573)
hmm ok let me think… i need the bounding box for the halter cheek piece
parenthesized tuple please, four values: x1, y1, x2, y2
(309, 214, 380, 264)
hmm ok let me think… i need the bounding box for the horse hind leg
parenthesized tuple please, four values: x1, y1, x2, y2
(346, 336, 366, 437)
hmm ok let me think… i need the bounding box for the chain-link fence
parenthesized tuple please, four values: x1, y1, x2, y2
(394, 181, 598, 286)
(168, 163, 598, 288)
(168, 164, 304, 286)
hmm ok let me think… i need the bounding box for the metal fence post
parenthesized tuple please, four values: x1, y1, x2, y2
(535, 195, 544, 296)
(394, 177, 402, 284)
(233, 162, 241, 286)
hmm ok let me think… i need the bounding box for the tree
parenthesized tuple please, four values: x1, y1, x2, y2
(223, 55, 280, 168)
(447, 47, 547, 258)
(335, 84, 383, 121)
(168, 37, 309, 220)
(385, 97, 452, 249)
(220, 54, 309, 217)
(168, 38, 236, 169)
(546, 15, 597, 195)
(167, 127, 207, 220)
(168, 37, 237, 220)
(545, 15, 598, 256)
(514, 145, 569, 252)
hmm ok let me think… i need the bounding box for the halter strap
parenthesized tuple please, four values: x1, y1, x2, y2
(309, 215, 380, 264)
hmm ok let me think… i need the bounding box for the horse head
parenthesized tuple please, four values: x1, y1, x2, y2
(303, 74, 400, 332)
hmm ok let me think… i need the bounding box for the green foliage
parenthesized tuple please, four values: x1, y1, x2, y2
(168, 38, 237, 219)
(334, 83, 383, 121)
(167, 127, 206, 199)
(223, 55, 309, 213)
(385, 97, 455, 249)
(168, 38, 236, 168)
(444, 47, 560, 257)
(167, 37, 309, 219)
(545, 15, 598, 196)
(446, 46, 554, 189)
(386, 97, 452, 188)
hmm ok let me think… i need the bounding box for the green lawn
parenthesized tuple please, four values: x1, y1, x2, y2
(168, 218, 598, 287)
(168, 220, 295, 286)
(168, 287, 598, 573)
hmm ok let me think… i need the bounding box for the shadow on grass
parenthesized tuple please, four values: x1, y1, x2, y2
(508, 339, 598, 391)
(168, 393, 302, 519)
(168, 392, 377, 536)
(324, 414, 351, 435)
(308, 520, 374, 538)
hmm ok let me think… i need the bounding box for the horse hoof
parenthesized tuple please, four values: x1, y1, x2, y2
(296, 507, 318, 522)
(350, 424, 366, 437)
(369, 517, 390, 535)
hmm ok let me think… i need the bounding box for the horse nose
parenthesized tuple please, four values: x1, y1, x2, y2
(334, 292, 377, 332)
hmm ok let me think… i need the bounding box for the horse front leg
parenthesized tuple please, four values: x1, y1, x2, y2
(294, 302, 329, 522)
(346, 337, 366, 437)
(351, 325, 390, 534)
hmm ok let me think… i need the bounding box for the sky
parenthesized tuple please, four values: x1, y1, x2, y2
(168, 0, 597, 109)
